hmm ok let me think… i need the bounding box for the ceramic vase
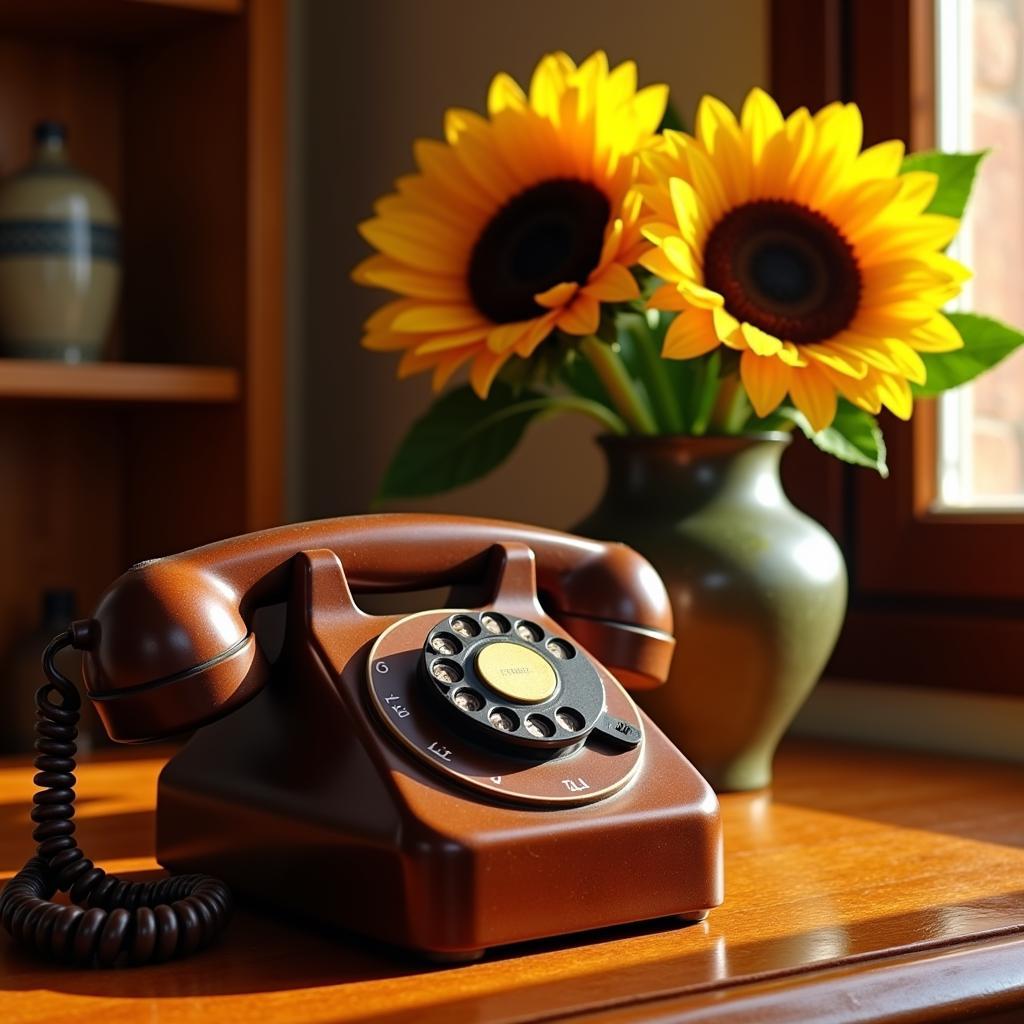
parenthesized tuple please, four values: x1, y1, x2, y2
(0, 121, 120, 362)
(575, 434, 847, 791)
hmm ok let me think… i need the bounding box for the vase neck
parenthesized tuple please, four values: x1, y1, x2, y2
(596, 436, 790, 515)
(31, 122, 70, 170)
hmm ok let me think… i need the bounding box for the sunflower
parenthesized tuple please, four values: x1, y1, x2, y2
(638, 88, 970, 430)
(353, 52, 667, 397)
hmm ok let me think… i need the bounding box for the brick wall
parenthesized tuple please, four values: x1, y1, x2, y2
(963, 0, 1024, 499)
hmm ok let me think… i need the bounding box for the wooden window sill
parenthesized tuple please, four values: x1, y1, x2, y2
(1, 738, 1021, 1022)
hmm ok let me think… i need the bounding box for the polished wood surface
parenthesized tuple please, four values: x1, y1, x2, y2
(1, 738, 1021, 1022)
(0, 361, 239, 403)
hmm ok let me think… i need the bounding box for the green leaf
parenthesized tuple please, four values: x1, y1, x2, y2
(899, 150, 987, 220)
(786, 400, 888, 476)
(915, 312, 1024, 396)
(377, 383, 548, 501)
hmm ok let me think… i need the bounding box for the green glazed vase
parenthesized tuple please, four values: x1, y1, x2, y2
(575, 434, 847, 792)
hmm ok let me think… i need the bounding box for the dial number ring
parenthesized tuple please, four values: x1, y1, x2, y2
(366, 610, 644, 807)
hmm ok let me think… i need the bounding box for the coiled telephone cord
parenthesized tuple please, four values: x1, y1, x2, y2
(0, 631, 232, 967)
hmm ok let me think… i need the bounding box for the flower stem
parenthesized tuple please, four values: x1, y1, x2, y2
(579, 334, 658, 435)
(689, 351, 722, 436)
(548, 395, 629, 435)
(708, 372, 751, 434)
(624, 316, 684, 433)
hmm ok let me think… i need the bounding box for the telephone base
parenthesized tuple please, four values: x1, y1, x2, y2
(678, 909, 710, 923)
(421, 948, 485, 964)
(156, 706, 723, 959)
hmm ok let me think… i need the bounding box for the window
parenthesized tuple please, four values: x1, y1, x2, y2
(771, 0, 1024, 697)
(936, 0, 1024, 509)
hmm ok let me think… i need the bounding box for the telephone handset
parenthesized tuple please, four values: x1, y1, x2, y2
(1, 514, 722, 967)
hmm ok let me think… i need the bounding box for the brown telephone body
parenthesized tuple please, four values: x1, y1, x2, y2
(2, 514, 722, 966)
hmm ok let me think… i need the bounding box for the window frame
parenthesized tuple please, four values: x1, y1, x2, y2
(771, 0, 1024, 696)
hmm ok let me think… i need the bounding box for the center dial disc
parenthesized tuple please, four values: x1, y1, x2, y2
(475, 643, 556, 703)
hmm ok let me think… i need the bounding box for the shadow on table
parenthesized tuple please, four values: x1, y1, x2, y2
(0, 798, 156, 875)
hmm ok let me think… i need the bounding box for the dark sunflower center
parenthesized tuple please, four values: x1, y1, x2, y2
(703, 200, 861, 344)
(468, 179, 611, 323)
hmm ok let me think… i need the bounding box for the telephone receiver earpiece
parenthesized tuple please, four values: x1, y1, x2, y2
(77, 514, 676, 741)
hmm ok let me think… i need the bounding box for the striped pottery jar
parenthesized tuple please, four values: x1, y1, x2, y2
(0, 122, 120, 362)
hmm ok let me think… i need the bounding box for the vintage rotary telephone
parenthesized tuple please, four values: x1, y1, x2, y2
(1, 515, 722, 967)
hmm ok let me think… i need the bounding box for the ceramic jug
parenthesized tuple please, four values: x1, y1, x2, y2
(0, 121, 120, 361)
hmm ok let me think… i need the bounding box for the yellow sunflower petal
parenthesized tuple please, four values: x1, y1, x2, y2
(557, 294, 601, 335)
(662, 309, 722, 359)
(852, 139, 905, 180)
(392, 304, 485, 333)
(535, 281, 579, 308)
(352, 255, 466, 301)
(364, 298, 420, 333)
(413, 327, 490, 354)
(790, 364, 838, 431)
(632, 84, 670, 136)
(805, 342, 868, 379)
(740, 349, 791, 417)
(876, 372, 913, 420)
(879, 338, 927, 385)
(857, 214, 961, 263)
(817, 364, 883, 413)
(584, 263, 640, 301)
(711, 306, 742, 343)
(677, 278, 725, 310)
(357, 219, 464, 273)
(894, 170, 939, 216)
(488, 72, 526, 115)
(738, 321, 782, 356)
(740, 87, 785, 162)
(661, 233, 703, 280)
(514, 313, 559, 358)
(908, 314, 964, 353)
(432, 348, 476, 391)
(639, 241, 688, 282)
(487, 321, 534, 353)
(648, 281, 689, 310)
(469, 349, 512, 398)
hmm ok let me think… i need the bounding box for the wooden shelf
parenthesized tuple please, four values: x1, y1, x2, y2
(0, 359, 240, 403)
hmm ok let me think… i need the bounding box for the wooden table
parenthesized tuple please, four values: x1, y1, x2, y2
(1, 739, 1022, 1023)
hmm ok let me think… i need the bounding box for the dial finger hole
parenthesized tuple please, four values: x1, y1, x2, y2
(480, 613, 510, 635)
(429, 632, 462, 656)
(555, 708, 584, 732)
(515, 620, 543, 643)
(488, 708, 519, 732)
(431, 660, 463, 685)
(545, 638, 575, 660)
(525, 714, 555, 738)
(452, 688, 484, 712)
(450, 616, 480, 639)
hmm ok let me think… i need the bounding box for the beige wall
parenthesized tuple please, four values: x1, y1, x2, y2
(288, 0, 768, 526)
